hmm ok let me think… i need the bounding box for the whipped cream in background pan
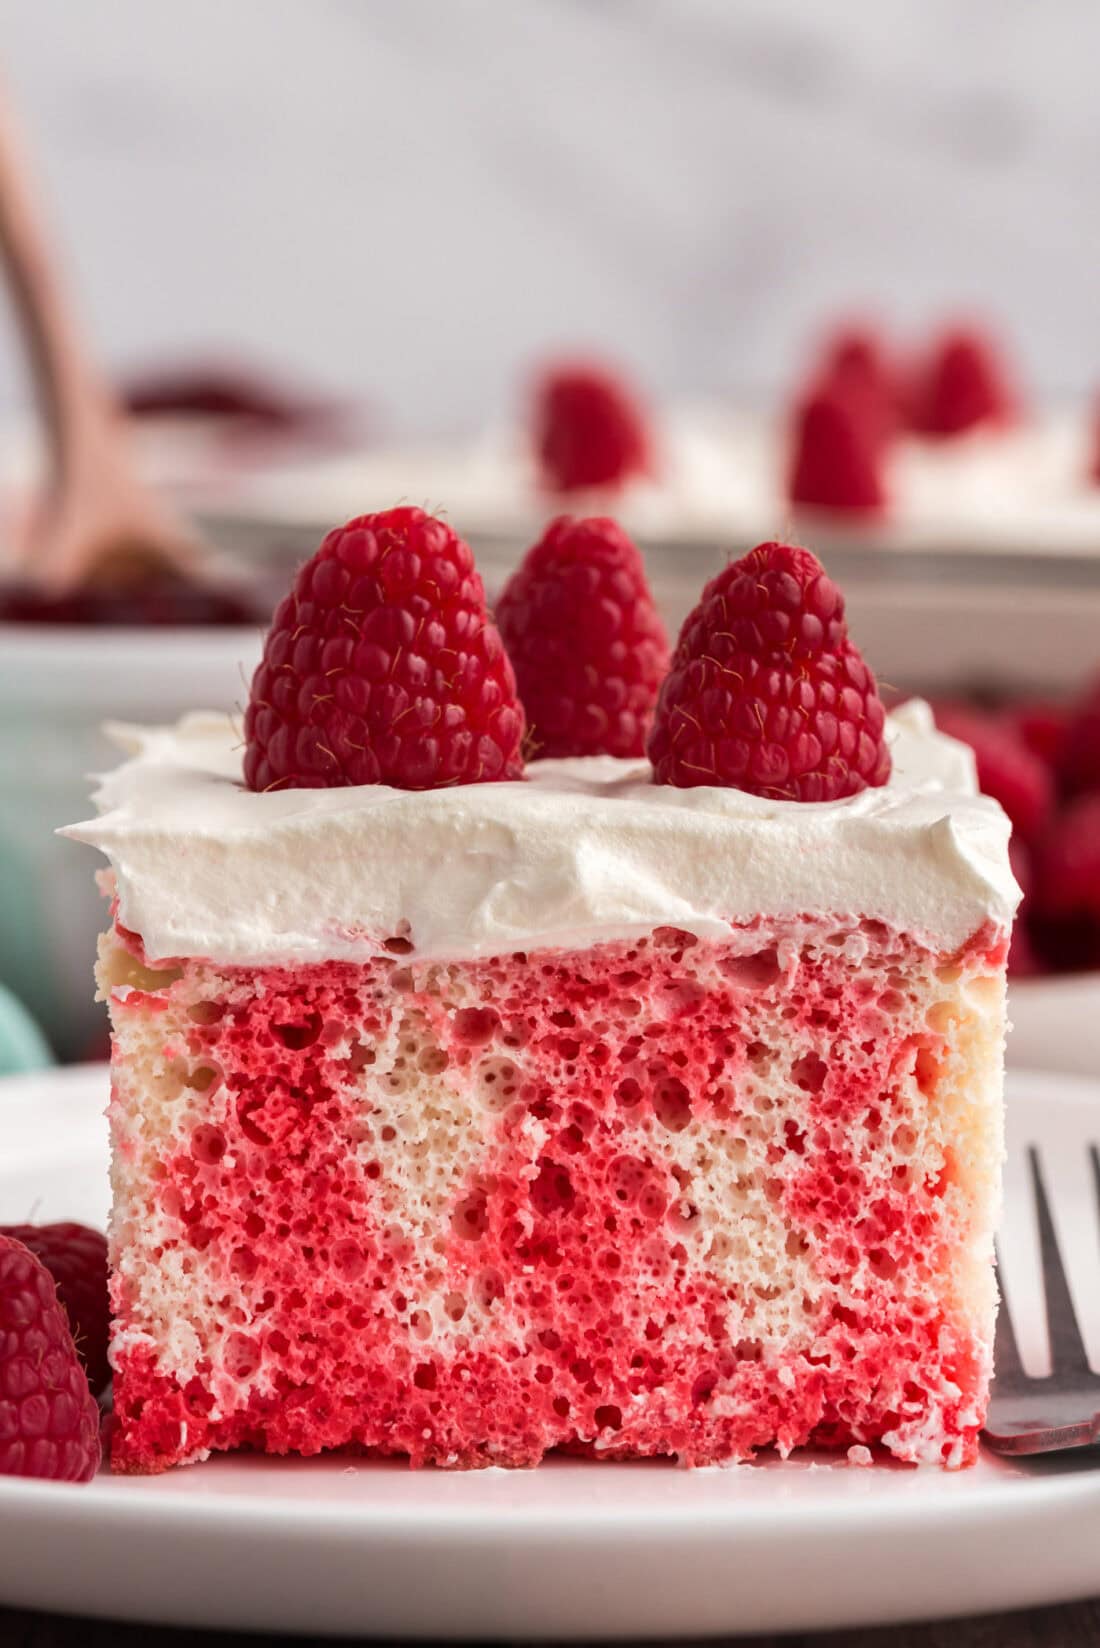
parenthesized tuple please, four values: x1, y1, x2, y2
(212, 405, 1100, 557)
(66, 702, 1019, 967)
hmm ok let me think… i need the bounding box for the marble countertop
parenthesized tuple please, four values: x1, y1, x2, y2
(1, 0, 1099, 440)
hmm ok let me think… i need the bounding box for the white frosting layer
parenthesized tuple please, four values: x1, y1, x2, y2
(65, 701, 1018, 967)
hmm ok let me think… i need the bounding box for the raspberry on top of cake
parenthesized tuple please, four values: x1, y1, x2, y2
(66, 515, 1018, 1474)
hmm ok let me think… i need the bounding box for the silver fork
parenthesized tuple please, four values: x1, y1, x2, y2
(983, 1145, 1100, 1455)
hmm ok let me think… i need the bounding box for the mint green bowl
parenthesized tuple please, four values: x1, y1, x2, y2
(0, 981, 52, 1075)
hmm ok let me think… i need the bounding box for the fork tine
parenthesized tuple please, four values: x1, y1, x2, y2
(991, 1247, 1028, 1391)
(1029, 1146, 1092, 1378)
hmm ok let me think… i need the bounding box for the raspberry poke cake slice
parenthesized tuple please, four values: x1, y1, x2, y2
(65, 510, 1019, 1473)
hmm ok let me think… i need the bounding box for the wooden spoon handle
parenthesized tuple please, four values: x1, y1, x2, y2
(0, 84, 116, 483)
(0, 83, 210, 593)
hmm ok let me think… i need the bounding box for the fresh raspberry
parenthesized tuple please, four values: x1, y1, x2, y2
(932, 703, 1053, 846)
(1008, 918, 1042, 977)
(788, 385, 887, 515)
(817, 324, 899, 447)
(1009, 834, 1033, 900)
(908, 327, 1017, 438)
(1007, 838, 1040, 977)
(647, 540, 891, 799)
(822, 324, 885, 379)
(0, 1224, 109, 1395)
(1009, 698, 1071, 772)
(244, 507, 525, 792)
(495, 516, 669, 760)
(1035, 796, 1100, 917)
(0, 1235, 102, 1481)
(1031, 794, 1100, 972)
(533, 362, 653, 493)
(1091, 397, 1100, 486)
(1059, 676, 1100, 799)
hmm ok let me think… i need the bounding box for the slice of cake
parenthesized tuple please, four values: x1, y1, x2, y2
(66, 514, 1018, 1472)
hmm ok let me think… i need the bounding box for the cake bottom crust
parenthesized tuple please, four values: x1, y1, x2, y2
(100, 915, 1006, 1474)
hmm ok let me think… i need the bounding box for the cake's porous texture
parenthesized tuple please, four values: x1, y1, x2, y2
(99, 913, 1005, 1474)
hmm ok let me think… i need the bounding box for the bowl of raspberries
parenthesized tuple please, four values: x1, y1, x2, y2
(930, 683, 1100, 1073)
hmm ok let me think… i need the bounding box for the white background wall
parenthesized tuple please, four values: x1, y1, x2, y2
(2, 0, 1099, 438)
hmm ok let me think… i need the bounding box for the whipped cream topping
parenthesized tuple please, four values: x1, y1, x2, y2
(64, 701, 1018, 967)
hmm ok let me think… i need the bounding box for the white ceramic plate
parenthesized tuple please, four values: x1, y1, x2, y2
(2, 1064, 1099, 1639)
